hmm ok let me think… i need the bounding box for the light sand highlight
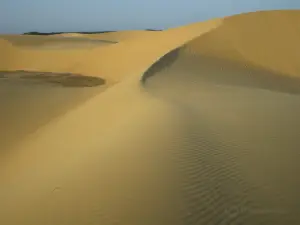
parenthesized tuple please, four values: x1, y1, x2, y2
(1, 35, 117, 48)
(84, 30, 162, 42)
(184, 10, 300, 77)
(1, 9, 300, 225)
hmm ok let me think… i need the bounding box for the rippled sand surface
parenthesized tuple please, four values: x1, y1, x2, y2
(0, 9, 300, 225)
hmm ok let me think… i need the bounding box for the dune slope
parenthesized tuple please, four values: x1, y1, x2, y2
(142, 10, 300, 225)
(184, 10, 300, 77)
(0, 14, 221, 225)
(1, 9, 300, 225)
(143, 46, 300, 225)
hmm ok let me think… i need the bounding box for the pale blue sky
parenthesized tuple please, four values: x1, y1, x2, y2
(0, 0, 299, 34)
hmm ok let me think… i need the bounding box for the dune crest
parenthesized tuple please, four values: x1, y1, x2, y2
(0, 17, 221, 83)
(1, 9, 300, 225)
(140, 9, 300, 225)
(184, 10, 300, 77)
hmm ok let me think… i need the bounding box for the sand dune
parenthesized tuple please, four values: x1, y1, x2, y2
(184, 10, 300, 77)
(85, 30, 162, 42)
(56, 33, 85, 37)
(1, 9, 300, 225)
(0, 70, 106, 153)
(143, 44, 300, 225)
(0, 18, 220, 81)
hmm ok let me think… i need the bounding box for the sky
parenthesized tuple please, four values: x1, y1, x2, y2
(0, 0, 299, 34)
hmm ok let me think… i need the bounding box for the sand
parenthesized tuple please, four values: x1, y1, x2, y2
(0, 9, 300, 225)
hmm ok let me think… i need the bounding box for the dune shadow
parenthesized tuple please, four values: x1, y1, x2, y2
(141, 47, 181, 85)
(139, 43, 300, 225)
(0, 70, 105, 87)
(182, 52, 300, 95)
(0, 71, 106, 152)
(141, 45, 300, 95)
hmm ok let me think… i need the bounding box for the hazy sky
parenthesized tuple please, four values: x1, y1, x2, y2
(0, 0, 299, 33)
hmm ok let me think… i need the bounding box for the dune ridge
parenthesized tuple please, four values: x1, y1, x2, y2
(0, 18, 221, 83)
(183, 10, 300, 77)
(1, 9, 300, 225)
(140, 9, 300, 225)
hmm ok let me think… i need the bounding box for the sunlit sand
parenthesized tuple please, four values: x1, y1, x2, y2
(0, 9, 300, 225)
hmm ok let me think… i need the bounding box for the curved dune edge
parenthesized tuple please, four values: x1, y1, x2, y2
(0, 18, 222, 83)
(141, 9, 300, 85)
(183, 9, 300, 78)
(0, 18, 222, 225)
(1, 9, 300, 225)
(139, 9, 300, 225)
(141, 48, 300, 224)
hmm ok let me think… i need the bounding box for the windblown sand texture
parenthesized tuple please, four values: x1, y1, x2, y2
(1, 9, 300, 225)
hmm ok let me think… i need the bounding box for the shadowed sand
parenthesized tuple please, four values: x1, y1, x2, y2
(142, 44, 300, 225)
(1, 35, 117, 49)
(0, 71, 105, 152)
(1, 9, 300, 225)
(0, 70, 105, 87)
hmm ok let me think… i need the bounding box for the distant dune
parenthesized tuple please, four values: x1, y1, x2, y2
(23, 31, 115, 35)
(1, 9, 300, 225)
(84, 30, 164, 42)
(22, 30, 161, 36)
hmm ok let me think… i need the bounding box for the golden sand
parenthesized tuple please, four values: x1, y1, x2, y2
(0, 9, 300, 225)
